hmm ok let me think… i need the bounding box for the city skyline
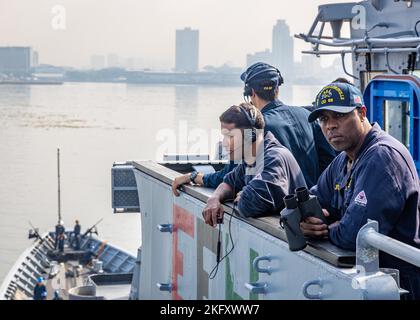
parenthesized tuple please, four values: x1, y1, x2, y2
(0, 14, 348, 85)
(0, 17, 347, 86)
(14, 17, 344, 76)
(0, 0, 351, 70)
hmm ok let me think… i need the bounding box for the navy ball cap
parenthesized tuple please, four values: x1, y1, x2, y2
(308, 82, 365, 122)
(240, 62, 283, 89)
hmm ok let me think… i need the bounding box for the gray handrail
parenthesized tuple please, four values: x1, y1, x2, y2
(296, 34, 420, 48)
(356, 220, 420, 275)
(360, 228, 420, 268)
(302, 47, 420, 55)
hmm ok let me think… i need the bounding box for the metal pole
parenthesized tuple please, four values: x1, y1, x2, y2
(362, 228, 420, 268)
(302, 47, 420, 55)
(296, 35, 420, 47)
(57, 147, 61, 223)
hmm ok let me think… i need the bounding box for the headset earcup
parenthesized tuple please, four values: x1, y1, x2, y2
(278, 70, 284, 86)
(251, 129, 257, 143)
(238, 105, 257, 143)
(244, 131, 256, 145)
(243, 85, 253, 97)
(243, 128, 256, 143)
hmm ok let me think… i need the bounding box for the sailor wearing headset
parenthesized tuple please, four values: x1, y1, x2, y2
(172, 62, 335, 196)
(202, 102, 306, 226)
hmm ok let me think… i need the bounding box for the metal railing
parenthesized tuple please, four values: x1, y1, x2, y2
(356, 220, 420, 273)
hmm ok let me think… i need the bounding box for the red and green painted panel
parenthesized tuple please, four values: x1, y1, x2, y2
(172, 203, 259, 300)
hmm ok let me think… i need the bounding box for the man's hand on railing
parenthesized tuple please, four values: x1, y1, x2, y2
(171, 174, 192, 197)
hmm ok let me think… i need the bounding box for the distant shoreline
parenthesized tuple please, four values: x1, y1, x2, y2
(0, 80, 63, 85)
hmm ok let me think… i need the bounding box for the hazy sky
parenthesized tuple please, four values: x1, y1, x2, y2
(0, 0, 350, 69)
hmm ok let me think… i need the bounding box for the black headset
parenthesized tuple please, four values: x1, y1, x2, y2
(238, 104, 257, 143)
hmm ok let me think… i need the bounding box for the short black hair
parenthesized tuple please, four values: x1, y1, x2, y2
(251, 80, 277, 101)
(254, 89, 276, 101)
(219, 102, 265, 130)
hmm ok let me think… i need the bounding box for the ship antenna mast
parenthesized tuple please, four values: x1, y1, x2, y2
(57, 147, 62, 224)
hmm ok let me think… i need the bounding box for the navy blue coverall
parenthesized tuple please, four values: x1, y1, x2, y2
(72, 223, 81, 250)
(33, 284, 47, 300)
(54, 224, 65, 250)
(202, 161, 237, 189)
(223, 132, 307, 217)
(58, 234, 65, 253)
(311, 123, 420, 299)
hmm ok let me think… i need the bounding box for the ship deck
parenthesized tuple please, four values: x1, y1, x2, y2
(12, 248, 132, 300)
(44, 255, 90, 300)
(1, 233, 136, 300)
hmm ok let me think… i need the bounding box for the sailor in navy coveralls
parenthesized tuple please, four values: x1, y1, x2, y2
(303, 82, 420, 300)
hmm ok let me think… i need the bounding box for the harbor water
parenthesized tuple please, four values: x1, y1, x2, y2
(0, 82, 322, 282)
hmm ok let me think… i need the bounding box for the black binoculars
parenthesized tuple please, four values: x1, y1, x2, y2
(279, 187, 327, 251)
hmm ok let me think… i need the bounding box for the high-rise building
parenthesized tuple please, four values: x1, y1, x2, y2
(175, 27, 199, 72)
(272, 20, 294, 80)
(0, 47, 32, 76)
